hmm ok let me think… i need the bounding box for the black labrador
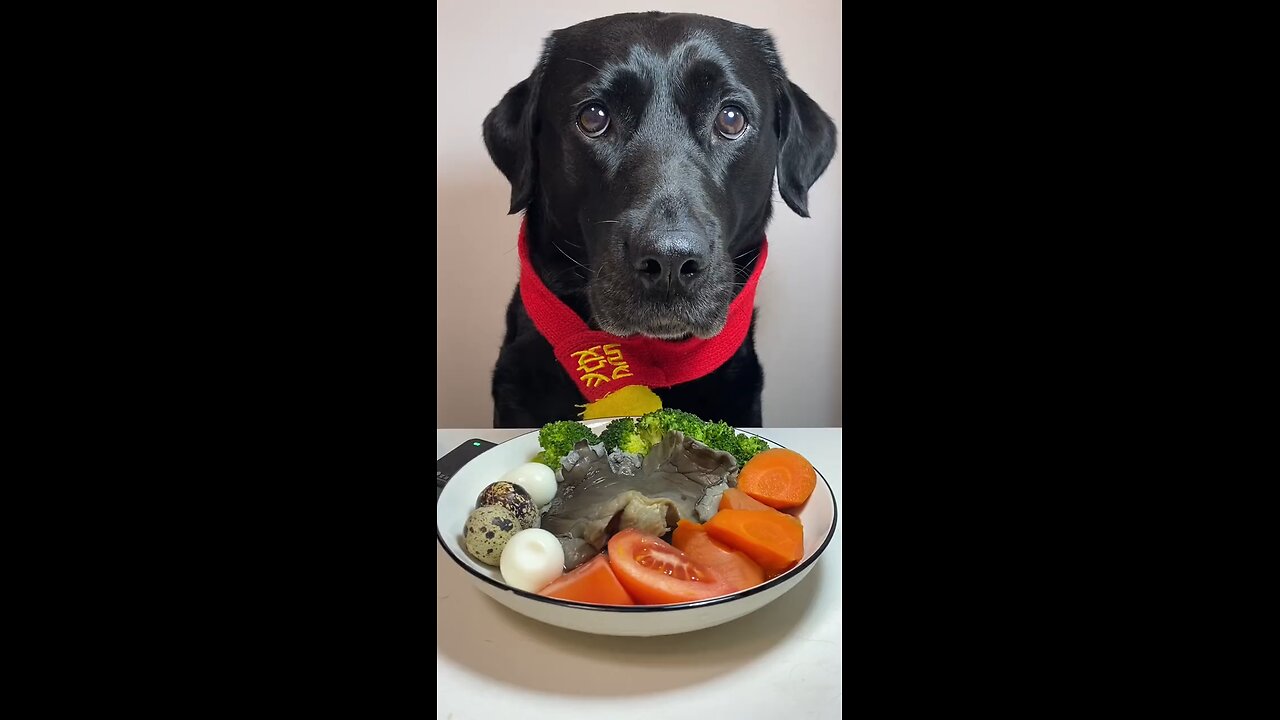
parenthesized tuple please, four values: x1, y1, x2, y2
(485, 11, 836, 428)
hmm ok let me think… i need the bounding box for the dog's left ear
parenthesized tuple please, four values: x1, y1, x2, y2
(777, 80, 837, 218)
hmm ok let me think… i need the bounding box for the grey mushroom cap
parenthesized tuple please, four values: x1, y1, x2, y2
(539, 431, 738, 570)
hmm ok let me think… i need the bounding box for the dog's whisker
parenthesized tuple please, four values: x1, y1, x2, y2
(552, 241, 586, 268)
(549, 263, 588, 284)
(564, 57, 603, 73)
(733, 248, 760, 260)
(594, 220, 620, 224)
(553, 241, 599, 276)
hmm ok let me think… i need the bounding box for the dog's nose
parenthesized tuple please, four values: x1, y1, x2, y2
(632, 232, 708, 294)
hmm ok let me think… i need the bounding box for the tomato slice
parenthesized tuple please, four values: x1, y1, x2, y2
(607, 528, 733, 605)
(538, 554, 635, 605)
(671, 522, 765, 593)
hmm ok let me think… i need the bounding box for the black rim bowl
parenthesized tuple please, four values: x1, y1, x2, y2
(436, 427, 839, 613)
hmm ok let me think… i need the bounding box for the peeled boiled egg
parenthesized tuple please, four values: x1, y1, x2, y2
(500, 528, 565, 592)
(499, 462, 557, 507)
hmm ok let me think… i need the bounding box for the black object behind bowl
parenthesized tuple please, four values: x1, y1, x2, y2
(437, 438, 498, 500)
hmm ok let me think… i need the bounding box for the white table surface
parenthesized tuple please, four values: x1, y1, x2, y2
(436, 428, 843, 720)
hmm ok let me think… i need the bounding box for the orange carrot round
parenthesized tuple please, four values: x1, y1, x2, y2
(736, 448, 818, 509)
(720, 487, 776, 513)
(675, 528, 765, 592)
(671, 518, 705, 549)
(704, 509, 804, 578)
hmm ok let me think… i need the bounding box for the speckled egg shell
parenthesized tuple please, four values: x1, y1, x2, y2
(476, 482, 540, 529)
(464, 505, 521, 566)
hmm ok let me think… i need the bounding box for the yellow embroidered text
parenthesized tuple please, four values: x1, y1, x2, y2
(571, 344, 633, 387)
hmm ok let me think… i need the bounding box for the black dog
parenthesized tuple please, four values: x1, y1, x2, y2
(485, 12, 836, 428)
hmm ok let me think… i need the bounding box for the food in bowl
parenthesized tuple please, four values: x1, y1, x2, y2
(476, 480, 540, 529)
(499, 528, 565, 592)
(461, 409, 820, 606)
(436, 418, 838, 637)
(463, 505, 521, 566)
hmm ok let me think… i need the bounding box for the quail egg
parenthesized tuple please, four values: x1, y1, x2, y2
(476, 481, 539, 529)
(464, 505, 521, 566)
(498, 462, 558, 507)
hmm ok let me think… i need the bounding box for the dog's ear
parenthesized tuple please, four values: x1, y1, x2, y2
(776, 80, 837, 218)
(483, 59, 545, 215)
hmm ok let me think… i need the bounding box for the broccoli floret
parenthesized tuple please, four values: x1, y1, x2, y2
(600, 418, 651, 455)
(734, 434, 770, 464)
(636, 408, 709, 446)
(702, 421, 738, 455)
(701, 420, 769, 465)
(598, 418, 632, 450)
(533, 449, 562, 469)
(537, 420, 597, 464)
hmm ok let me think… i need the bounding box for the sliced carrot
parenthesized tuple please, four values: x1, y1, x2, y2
(705, 509, 804, 578)
(721, 487, 779, 513)
(736, 448, 818, 510)
(720, 488, 801, 529)
(673, 526, 765, 593)
(671, 518, 705, 549)
(538, 554, 635, 605)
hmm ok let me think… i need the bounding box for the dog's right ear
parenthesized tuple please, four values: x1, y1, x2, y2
(483, 58, 545, 215)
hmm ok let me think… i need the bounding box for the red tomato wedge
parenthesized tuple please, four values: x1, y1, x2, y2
(607, 529, 733, 605)
(538, 554, 635, 605)
(671, 520, 765, 593)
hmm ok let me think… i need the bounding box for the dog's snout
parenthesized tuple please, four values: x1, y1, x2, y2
(631, 232, 708, 294)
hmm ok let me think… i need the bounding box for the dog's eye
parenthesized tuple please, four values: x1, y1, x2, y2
(578, 103, 609, 137)
(715, 106, 747, 139)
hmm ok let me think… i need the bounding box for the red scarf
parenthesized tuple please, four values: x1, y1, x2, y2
(517, 220, 768, 402)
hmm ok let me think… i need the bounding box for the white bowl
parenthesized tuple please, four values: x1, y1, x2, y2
(435, 418, 839, 636)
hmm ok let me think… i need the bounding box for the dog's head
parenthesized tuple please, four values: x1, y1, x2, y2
(485, 12, 836, 339)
